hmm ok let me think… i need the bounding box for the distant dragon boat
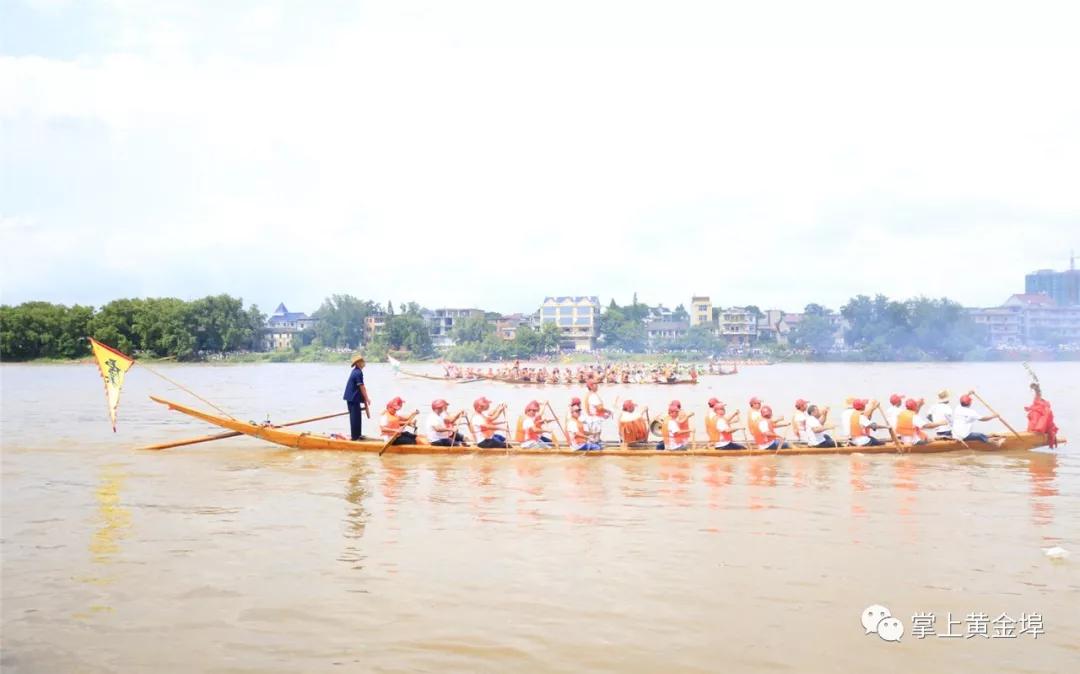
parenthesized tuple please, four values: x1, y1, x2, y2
(148, 396, 1059, 457)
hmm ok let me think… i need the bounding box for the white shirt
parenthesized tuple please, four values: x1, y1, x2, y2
(667, 418, 686, 448)
(803, 417, 825, 446)
(840, 409, 855, 439)
(952, 405, 982, 439)
(585, 392, 606, 419)
(792, 411, 809, 442)
(472, 413, 501, 439)
(714, 417, 735, 447)
(757, 419, 774, 442)
(379, 412, 400, 441)
(928, 402, 953, 432)
(425, 412, 451, 441)
(885, 404, 902, 429)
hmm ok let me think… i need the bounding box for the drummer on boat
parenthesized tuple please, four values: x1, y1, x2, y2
(380, 397, 419, 445)
(706, 399, 744, 450)
(618, 400, 650, 445)
(425, 399, 469, 447)
(471, 396, 509, 448)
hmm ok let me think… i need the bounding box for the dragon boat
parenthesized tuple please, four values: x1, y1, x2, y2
(148, 396, 1060, 457)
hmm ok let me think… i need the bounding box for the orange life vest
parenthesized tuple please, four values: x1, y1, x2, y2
(896, 410, 927, 440)
(383, 411, 405, 432)
(515, 415, 541, 442)
(762, 419, 779, 442)
(705, 412, 720, 443)
(566, 416, 587, 445)
(663, 414, 691, 446)
(749, 410, 767, 445)
(849, 411, 867, 438)
(514, 416, 526, 443)
(475, 413, 497, 439)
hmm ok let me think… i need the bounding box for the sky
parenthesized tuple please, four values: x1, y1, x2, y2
(2, 0, 1078, 316)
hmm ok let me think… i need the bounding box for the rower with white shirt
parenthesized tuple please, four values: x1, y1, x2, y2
(802, 404, 837, 448)
(953, 393, 1004, 446)
(927, 389, 954, 437)
(425, 399, 468, 447)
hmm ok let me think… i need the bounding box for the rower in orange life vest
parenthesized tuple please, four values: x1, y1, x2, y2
(848, 399, 886, 446)
(658, 400, 693, 450)
(379, 397, 419, 445)
(747, 396, 764, 443)
(884, 393, 905, 430)
(755, 405, 790, 450)
(618, 400, 650, 445)
(470, 396, 509, 448)
(515, 400, 554, 449)
(705, 399, 744, 450)
(565, 399, 603, 451)
(894, 397, 942, 445)
(424, 399, 469, 447)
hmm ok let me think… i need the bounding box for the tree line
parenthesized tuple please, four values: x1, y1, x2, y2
(1, 296, 265, 361)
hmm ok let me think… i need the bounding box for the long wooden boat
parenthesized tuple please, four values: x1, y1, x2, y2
(398, 373, 715, 386)
(149, 396, 1060, 457)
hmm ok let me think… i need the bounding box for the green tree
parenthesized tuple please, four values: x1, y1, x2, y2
(312, 294, 375, 348)
(672, 303, 690, 322)
(788, 314, 835, 355)
(184, 295, 264, 353)
(450, 314, 494, 344)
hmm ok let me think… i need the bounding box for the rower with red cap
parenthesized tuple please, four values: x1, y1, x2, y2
(847, 399, 885, 447)
(952, 392, 1004, 446)
(471, 397, 509, 448)
(583, 377, 612, 432)
(658, 400, 693, 450)
(895, 397, 942, 445)
(747, 396, 765, 445)
(706, 399, 744, 450)
(566, 399, 603, 450)
(756, 406, 791, 450)
(885, 393, 905, 430)
(618, 400, 649, 445)
(425, 399, 469, 447)
(379, 397, 419, 445)
(792, 398, 811, 443)
(515, 400, 554, 449)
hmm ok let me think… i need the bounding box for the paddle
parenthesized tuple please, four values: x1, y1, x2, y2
(136, 411, 350, 451)
(379, 412, 417, 456)
(545, 401, 568, 450)
(873, 403, 904, 452)
(969, 389, 1021, 439)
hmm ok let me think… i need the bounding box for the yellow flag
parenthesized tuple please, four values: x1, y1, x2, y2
(90, 338, 135, 431)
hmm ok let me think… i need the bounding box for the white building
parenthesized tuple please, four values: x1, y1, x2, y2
(262, 303, 317, 351)
(539, 296, 601, 351)
(427, 308, 486, 348)
(969, 293, 1080, 346)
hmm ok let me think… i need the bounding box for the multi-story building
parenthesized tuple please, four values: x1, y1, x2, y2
(1025, 259, 1079, 306)
(427, 308, 486, 348)
(716, 307, 758, 345)
(365, 311, 387, 343)
(495, 314, 527, 341)
(262, 302, 318, 351)
(646, 320, 689, 346)
(539, 296, 601, 351)
(690, 296, 712, 327)
(969, 293, 1080, 346)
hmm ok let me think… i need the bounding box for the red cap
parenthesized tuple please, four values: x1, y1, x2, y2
(570, 397, 582, 406)
(668, 400, 681, 412)
(904, 398, 919, 411)
(761, 405, 773, 418)
(795, 398, 808, 410)
(526, 400, 541, 411)
(623, 400, 635, 411)
(431, 398, 448, 411)
(707, 397, 720, 408)
(749, 396, 761, 406)
(853, 399, 866, 411)
(889, 393, 903, 406)
(387, 396, 404, 410)
(959, 394, 972, 406)
(473, 396, 491, 411)
(713, 400, 726, 409)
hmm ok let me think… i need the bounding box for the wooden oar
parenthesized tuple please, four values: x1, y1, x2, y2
(873, 405, 904, 453)
(545, 401, 568, 450)
(136, 411, 350, 451)
(970, 389, 1021, 439)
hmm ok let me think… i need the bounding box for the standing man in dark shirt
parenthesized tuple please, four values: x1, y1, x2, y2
(343, 354, 371, 440)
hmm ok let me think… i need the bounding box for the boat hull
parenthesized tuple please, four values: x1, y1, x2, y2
(149, 396, 1059, 457)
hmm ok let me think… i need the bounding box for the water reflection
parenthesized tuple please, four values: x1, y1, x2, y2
(340, 461, 370, 571)
(1025, 452, 1058, 529)
(76, 464, 131, 619)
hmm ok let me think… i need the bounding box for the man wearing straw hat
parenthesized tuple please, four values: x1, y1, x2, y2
(343, 354, 371, 441)
(927, 389, 954, 438)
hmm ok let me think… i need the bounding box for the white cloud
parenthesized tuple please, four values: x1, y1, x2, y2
(2, 1, 1079, 314)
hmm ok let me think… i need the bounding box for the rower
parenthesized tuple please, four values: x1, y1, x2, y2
(583, 378, 611, 437)
(885, 393, 904, 430)
(658, 400, 692, 451)
(515, 400, 553, 449)
(425, 399, 468, 447)
(707, 400, 744, 450)
(953, 393, 1004, 446)
(895, 397, 940, 445)
(379, 397, 418, 445)
(848, 399, 885, 446)
(792, 398, 810, 442)
(839, 397, 856, 442)
(566, 400, 602, 451)
(618, 400, 650, 445)
(471, 396, 508, 448)
(927, 389, 954, 437)
(803, 404, 837, 448)
(747, 396, 764, 444)
(757, 405, 790, 450)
